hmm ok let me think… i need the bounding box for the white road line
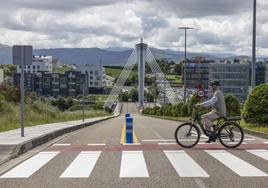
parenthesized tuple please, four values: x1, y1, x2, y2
(87, 143, 106, 146)
(53, 143, 71, 146)
(60, 151, 101, 178)
(164, 150, 209, 177)
(158, 143, 177, 145)
(122, 143, 141, 145)
(120, 151, 149, 177)
(246, 150, 268, 161)
(1, 151, 59, 178)
(205, 150, 267, 177)
(142, 139, 175, 142)
(243, 138, 256, 141)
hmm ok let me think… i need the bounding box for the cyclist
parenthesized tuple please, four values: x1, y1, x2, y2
(196, 80, 226, 143)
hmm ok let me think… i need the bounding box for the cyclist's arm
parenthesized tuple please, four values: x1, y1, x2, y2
(200, 95, 218, 108)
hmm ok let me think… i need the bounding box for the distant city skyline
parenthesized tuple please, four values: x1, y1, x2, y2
(0, 0, 267, 56)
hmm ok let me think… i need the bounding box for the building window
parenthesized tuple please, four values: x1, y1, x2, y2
(94, 81, 98, 86)
(90, 82, 93, 85)
(28, 65, 30, 69)
(90, 71, 93, 74)
(95, 71, 98, 75)
(96, 76, 100, 81)
(90, 76, 93, 80)
(37, 65, 40, 69)
(33, 65, 35, 69)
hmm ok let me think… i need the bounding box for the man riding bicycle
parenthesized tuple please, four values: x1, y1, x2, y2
(196, 80, 226, 143)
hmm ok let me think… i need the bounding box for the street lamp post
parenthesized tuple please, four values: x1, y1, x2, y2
(178, 27, 195, 103)
(251, 0, 257, 90)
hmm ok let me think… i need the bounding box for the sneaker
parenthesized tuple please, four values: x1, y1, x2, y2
(205, 136, 216, 143)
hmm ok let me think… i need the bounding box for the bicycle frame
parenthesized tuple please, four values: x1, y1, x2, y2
(191, 109, 225, 138)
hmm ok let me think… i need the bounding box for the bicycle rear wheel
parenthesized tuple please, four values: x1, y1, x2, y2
(175, 123, 200, 148)
(218, 122, 244, 148)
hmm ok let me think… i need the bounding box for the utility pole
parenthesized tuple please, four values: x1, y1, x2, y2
(251, 0, 257, 90)
(178, 27, 195, 103)
(163, 78, 166, 105)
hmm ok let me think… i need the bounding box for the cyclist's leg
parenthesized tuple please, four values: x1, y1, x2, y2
(201, 111, 219, 132)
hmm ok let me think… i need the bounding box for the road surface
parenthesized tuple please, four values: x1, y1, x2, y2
(0, 103, 267, 188)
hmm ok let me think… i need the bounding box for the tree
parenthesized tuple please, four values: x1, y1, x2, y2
(0, 82, 20, 102)
(130, 89, 138, 102)
(233, 58, 240, 64)
(242, 83, 268, 124)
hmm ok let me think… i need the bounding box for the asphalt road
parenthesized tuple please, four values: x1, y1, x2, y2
(0, 103, 268, 188)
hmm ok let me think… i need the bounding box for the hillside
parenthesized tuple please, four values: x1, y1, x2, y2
(0, 43, 248, 65)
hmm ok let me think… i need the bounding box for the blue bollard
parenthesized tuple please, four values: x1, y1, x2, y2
(125, 113, 130, 118)
(125, 117, 133, 143)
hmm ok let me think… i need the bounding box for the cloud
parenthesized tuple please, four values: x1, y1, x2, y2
(0, 0, 267, 56)
(0, 0, 121, 11)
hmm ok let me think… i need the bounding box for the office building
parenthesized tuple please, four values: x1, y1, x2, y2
(76, 64, 105, 88)
(16, 55, 53, 74)
(13, 71, 87, 97)
(184, 57, 214, 89)
(209, 63, 250, 102)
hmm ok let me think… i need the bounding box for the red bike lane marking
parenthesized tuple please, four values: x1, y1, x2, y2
(45, 143, 268, 152)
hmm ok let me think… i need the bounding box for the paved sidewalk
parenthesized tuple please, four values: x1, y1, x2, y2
(0, 103, 121, 164)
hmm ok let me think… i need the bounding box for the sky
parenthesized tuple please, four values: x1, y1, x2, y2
(0, 0, 267, 56)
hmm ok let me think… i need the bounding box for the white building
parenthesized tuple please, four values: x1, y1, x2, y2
(76, 64, 105, 88)
(16, 55, 53, 74)
(0, 69, 3, 84)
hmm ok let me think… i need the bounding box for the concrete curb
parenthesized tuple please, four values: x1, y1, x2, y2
(243, 128, 268, 139)
(10, 115, 118, 159)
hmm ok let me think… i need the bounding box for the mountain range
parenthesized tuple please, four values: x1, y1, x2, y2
(0, 44, 249, 65)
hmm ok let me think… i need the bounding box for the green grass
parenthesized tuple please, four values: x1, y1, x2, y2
(87, 94, 108, 102)
(166, 75, 182, 84)
(105, 67, 137, 79)
(105, 67, 123, 78)
(53, 65, 72, 74)
(143, 114, 190, 122)
(240, 120, 268, 134)
(0, 102, 111, 132)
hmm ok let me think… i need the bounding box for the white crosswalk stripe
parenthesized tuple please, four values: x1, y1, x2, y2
(246, 150, 268, 161)
(60, 151, 101, 178)
(0, 151, 59, 178)
(164, 150, 209, 177)
(119, 151, 149, 177)
(205, 150, 268, 177)
(2, 149, 268, 179)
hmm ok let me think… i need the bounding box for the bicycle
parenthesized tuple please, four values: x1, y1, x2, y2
(175, 107, 244, 148)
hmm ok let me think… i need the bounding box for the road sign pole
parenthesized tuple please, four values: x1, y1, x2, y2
(83, 84, 85, 122)
(20, 47, 25, 137)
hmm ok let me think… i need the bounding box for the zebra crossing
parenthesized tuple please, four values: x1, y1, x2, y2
(1, 149, 268, 179)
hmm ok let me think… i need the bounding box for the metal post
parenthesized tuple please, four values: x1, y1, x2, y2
(183, 29, 187, 103)
(136, 37, 148, 109)
(82, 84, 85, 122)
(251, 0, 256, 89)
(20, 47, 25, 137)
(178, 27, 195, 103)
(164, 78, 166, 105)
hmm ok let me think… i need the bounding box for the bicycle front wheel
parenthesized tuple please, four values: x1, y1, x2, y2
(219, 122, 244, 148)
(175, 123, 200, 148)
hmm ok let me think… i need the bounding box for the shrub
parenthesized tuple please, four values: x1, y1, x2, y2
(242, 83, 268, 124)
(224, 94, 241, 117)
(187, 93, 201, 116)
(181, 103, 189, 117)
(0, 83, 20, 102)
